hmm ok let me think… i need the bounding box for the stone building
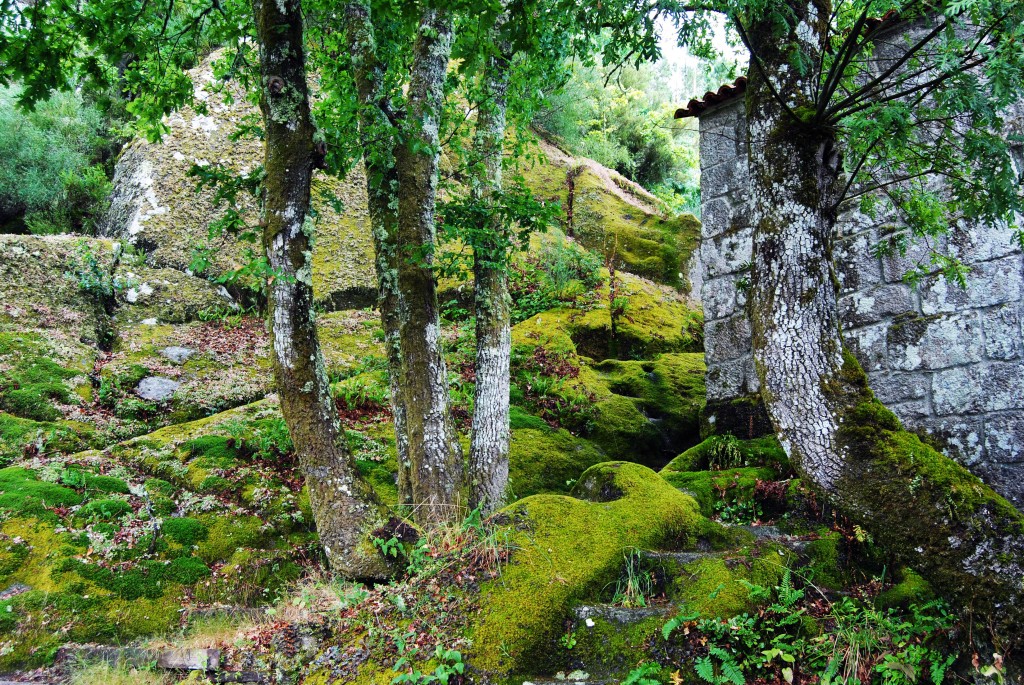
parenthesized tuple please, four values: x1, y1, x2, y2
(678, 77, 1024, 507)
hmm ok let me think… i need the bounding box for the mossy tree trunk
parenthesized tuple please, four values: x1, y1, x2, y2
(394, 7, 464, 525)
(344, 2, 463, 525)
(469, 26, 513, 515)
(342, 0, 413, 510)
(252, 0, 389, 578)
(745, 0, 1024, 656)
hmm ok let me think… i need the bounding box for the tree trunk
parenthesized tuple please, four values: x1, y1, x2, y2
(342, 0, 413, 510)
(469, 33, 513, 514)
(745, 0, 1024, 656)
(252, 0, 389, 579)
(394, 7, 464, 525)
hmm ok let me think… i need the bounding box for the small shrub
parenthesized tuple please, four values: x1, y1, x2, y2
(0, 86, 114, 235)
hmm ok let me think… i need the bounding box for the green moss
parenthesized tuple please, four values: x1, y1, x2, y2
(831, 351, 1024, 645)
(875, 568, 934, 609)
(196, 515, 266, 563)
(664, 435, 788, 473)
(57, 558, 160, 599)
(144, 477, 175, 495)
(197, 474, 233, 493)
(511, 272, 702, 364)
(523, 160, 702, 289)
(569, 612, 667, 679)
(185, 434, 244, 461)
(804, 530, 844, 589)
(509, 406, 550, 432)
(660, 467, 776, 517)
(0, 413, 98, 464)
(508, 427, 607, 497)
(356, 458, 399, 509)
(164, 556, 211, 584)
(587, 354, 705, 466)
(0, 518, 76, 594)
(0, 582, 184, 668)
(84, 474, 130, 494)
(194, 547, 302, 605)
(0, 467, 83, 518)
(470, 461, 705, 676)
(92, 522, 119, 538)
(162, 517, 208, 547)
(0, 333, 82, 423)
(672, 547, 792, 619)
(78, 498, 133, 521)
(0, 536, 30, 580)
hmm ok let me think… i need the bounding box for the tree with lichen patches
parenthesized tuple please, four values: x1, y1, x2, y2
(423, 0, 673, 515)
(315, 0, 465, 526)
(660, 0, 1024, 667)
(250, 0, 390, 578)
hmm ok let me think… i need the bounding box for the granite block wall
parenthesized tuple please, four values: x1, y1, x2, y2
(697, 96, 1024, 507)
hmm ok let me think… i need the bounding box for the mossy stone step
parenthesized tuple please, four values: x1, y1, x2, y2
(640, 550, 727, 566)
(725, 524, 811, 552)
(521, 678, 616, 685)
(574, 603, 674, 625)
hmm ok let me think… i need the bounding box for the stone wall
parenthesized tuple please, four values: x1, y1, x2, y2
(697, 95, 1024, 507)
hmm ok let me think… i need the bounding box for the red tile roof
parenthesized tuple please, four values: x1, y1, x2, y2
(674, 76, 747, 119)
(674, 10, 903, 119)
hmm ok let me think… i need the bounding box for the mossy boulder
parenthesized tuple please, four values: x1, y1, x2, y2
(508, 425, 607, 496)
(512, 272, 702, 363)
(664, 435, 788, 474)
(669, 547, 793, 619)
(318, 309, 386, 377)
(468, 461, 706, 677)
(0, 412, 99, 465)
(102, 53, 699, 315)
(875, 568, 935, 609)
(112, 263, 238, 325)
(99, 52, 375, 310)
(585, 354, 706, 467)
(0, 331, 95, 423)
(520, 140, 702, 291)
(97, 317, 273, 428)
(660, 466, 777, 518)
(0, 399, 322, 666)
(0, 234, 118, 346)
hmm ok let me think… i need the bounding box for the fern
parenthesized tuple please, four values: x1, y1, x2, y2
(623, 662, 662, 685)
(721, 659, 745, 685)
(777, 570, 804, 609)
(695, 656, 718, 684)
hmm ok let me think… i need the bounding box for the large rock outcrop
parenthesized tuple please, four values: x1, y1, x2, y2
(100, 56, 377, 309)
(100, 53, 701, 308)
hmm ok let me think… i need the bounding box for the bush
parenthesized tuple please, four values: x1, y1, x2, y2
(0, 86, 114, 235)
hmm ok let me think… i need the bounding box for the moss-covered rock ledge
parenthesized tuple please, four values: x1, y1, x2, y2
(470, 462, 706, 676)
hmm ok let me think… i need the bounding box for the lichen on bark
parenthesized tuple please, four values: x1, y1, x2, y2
(469, 19, 514, 514)
(743, 0, 1024, 657)
(252, 0, 389, 578)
